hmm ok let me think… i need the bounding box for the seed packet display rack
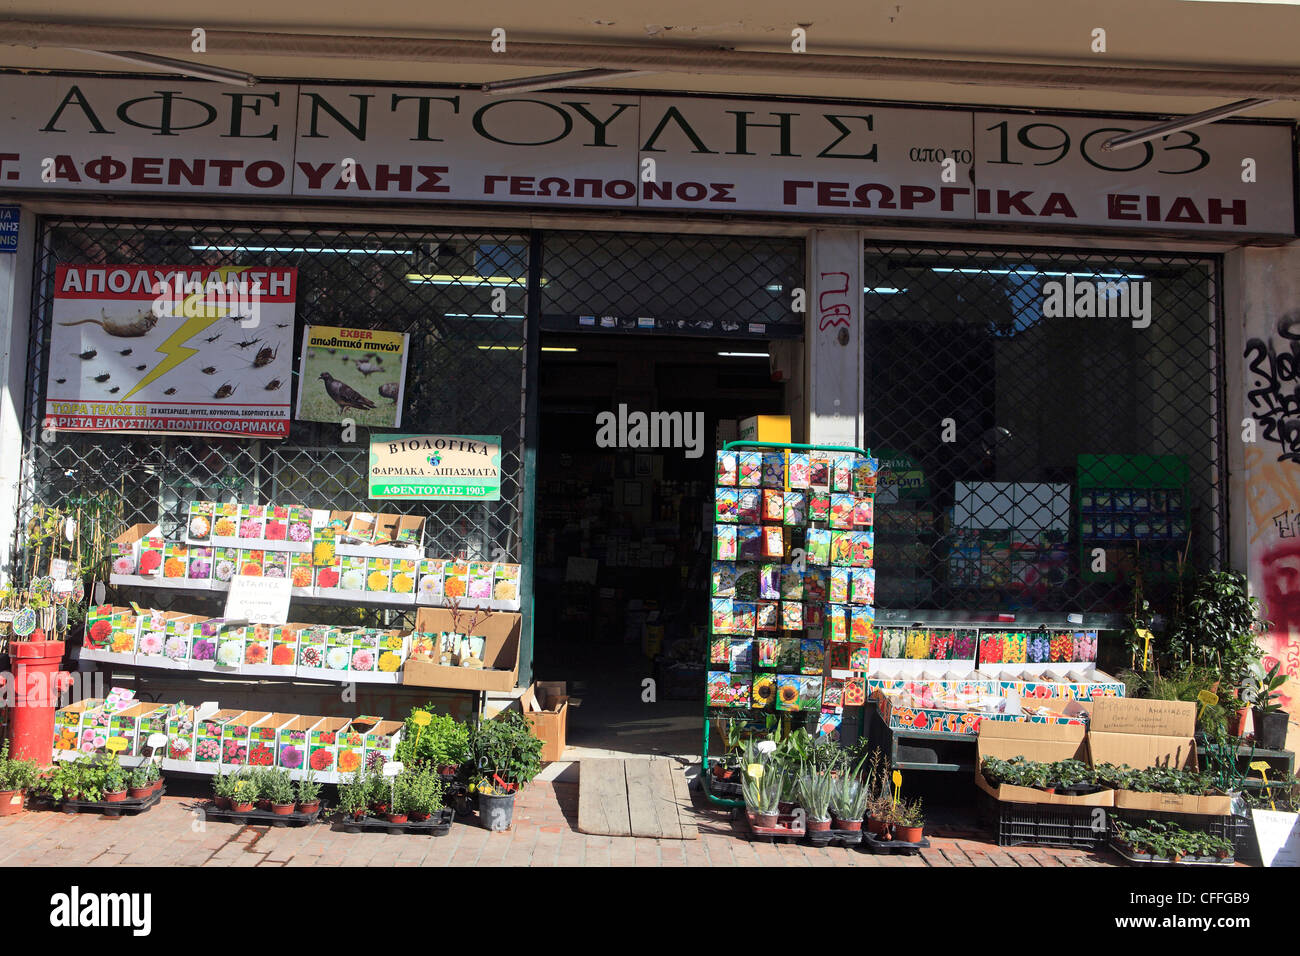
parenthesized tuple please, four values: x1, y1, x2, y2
(703, 440, 876, 808)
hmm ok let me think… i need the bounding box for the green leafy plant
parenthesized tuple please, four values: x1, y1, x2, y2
(337, 768, 370, 817)
(1167, 571, 1269, 691)
(295, 769, 321, 806)
(101, 759, 127, 795)
(894, 797, 925, 828)
(229, 768, 259, 805)
(0, 739, 38, 792)
(741, 766, 783, 815)
(469, 710, 543, 790)
(796, 771, 834, 822)
(830, 774, 869, 822)
(263, 769, 295, 806)
(400, 766, 446, 818)
(1245, 659, 1288, 714)
(396, 708, 471, 769)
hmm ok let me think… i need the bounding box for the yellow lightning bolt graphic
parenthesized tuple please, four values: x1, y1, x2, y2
(125, 266, 251, 400)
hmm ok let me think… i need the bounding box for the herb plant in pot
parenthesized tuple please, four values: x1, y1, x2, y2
(893, 798, 925, 843)
(404, 767, 445, 822)
(101, 760, 128, 803)
(0, 739, 38, 816)
(337, 768, 370, 820)
(265, 770, 296, 815)
(295, 769, 321, 815)
(830, 774, 868, 832)
(397, 707, 470, 776)
(127, 766, 153, 800)
(229, 770, 257, 813)
(212, 767, 234, 809)
(796, 771, 834, 833)
(1246, 659, 1291, 751)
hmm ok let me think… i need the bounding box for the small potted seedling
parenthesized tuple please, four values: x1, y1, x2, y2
(266, 770, 296, 816)
(742, 764, 783, 829)
(829, 774, 868, 832)
(893, 797, 925, 843)
(383, 760, 408, 823)
(1247, 659, 1291, 750)
(230, 769, 256, 813)
(295, 769, 321, 815)
(797, 770, 834, 833)
(0, 740, 38, 816)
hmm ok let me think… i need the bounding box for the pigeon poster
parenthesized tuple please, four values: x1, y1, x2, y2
(42, 264, 296, 438)
(296, 325, 410, 429)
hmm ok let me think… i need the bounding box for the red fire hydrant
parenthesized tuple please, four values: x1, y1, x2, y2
(4, 641, 75, 765)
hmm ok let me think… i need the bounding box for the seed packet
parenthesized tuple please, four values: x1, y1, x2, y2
(852, 531, 874, 568)
(808, 493, 830, 522)
(788, 454, 811, 489)
(238, 549, 265, 578)
(312, 525, 337, 567)
(711, 598, 734, 634)
(759, 564, 781, 601)
(777, 639, 802, 674)
(763, 526, 786, 559)
(829, 643, 851, 670)
(775, 674, 801, 710)
(756, 601, 780, 631)
(851, 567, 875, 605)
(783, 491, 806, 526)
(832, 456, 854, 492)
(781, 601, 803, 631)
(830, 531, 854, 566)
(829, 566, 851, 603)
(853, 496, 874, 528)
(416, 558, 445, 604)
(804, 603, 825, 640)
(162, 542, 188, 581)
(392, 559, 418, 597)
(882, 627, 907, 658)
(314, 559, 341, 592)
(710, 636, 730, 665)
(712, 562, 738, 597)
(262, 551, 289, 581)
(707, 671, 732, 707)
(829, 605, 848, 643)
(803, 567, 828, 603)
(716, 451, 738, 486)
(798, 677, 824, 711)
(752, 673, 776, 708)
(830, 494, 855, 530)
(734, 564, 759, 601)
(187, 501, 214, 541)
(467, 562, 494, 602)
(843, 676, 867, 707)
(732, 602, 756, 636)
(715, 489, 739, 523)
(339, 555, 368, 591)
(736, 489, 761, 524)
(263, 505, 290, 542)
(817, 710, 843, 739)
(806, 528, 831, 566)
(287, 507, 314, 546)
(801, 640, 825, 675)
(238, 504, 266, 542)
(211, 502, 241, 542)
(810, 457, 830, 490)
(851, 607, 875, 643)
(779, 565, 804, 600)
(737, 526, 763, 561)
(849, 647, 870, 670)
(1003, 631, 1028, 664)
(737, 452, 763, 487)
(929, 631, 954, 660)
(187, 546, 213, 584)
(823, 678, 845, 708)
(714, 525, 737, 560)
(762, 453, 786, 488)
(756, 636, 778, 668)
(728, 674, 753, 708)
(729, 638, 753, 671)
(762, 489, 785, 523)
(854, 457, 878, 495)
(244, 624, 272, 669)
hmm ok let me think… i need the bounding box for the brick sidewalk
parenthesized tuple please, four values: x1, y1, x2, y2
(0, 782, 1121, 867)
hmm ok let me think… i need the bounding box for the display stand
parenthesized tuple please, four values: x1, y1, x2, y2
(701, 440, 874, 809)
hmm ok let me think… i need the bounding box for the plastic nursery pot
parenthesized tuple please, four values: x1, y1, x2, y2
(214, 797, 232, 810)
(272, 803, 296, 816)
(409, 811, 429, 822)
(480, 791, 517, 832)
(866, 817, 886, 836)
(894, 824, 924, 844)
(832, 816, 863, 833)
(807, 818, 832, 833)
(128, 787, 151, 800)
(103, 790, 128, 804)
(1229, 706, 1250, 737)
(1254, 708, 1290, 750)
(386, 813, 409, 824)
(256, 799, 272, 811)
(231, 801, 254, 813)
(0, 790, 24, 816)
(297, 802, 320, 815)
(752, 811, 779, 828)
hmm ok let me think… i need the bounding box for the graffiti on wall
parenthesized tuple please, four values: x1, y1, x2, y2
(1244, 311, 1300, 463)
(1244, 443, 1300, 713)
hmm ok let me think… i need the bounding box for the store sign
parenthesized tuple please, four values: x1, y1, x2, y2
(0, 205, 18, 253)
(41, 264, 296, 438)
(0, 76, 1292, 235)
(368, 434, 502, 500)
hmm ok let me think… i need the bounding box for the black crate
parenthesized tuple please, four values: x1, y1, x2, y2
(980, 792, 1107, 850)
(1112, 809, 1257, 865)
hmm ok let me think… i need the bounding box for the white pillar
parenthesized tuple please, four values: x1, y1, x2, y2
(0, 204, 33, 584)
(806, 228, 864, 449)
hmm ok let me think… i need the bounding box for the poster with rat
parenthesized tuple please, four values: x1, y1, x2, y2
(42, 264, 296, 438)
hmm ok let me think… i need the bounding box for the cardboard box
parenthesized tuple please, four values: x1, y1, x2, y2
(108, 523, 164, 586)
(875, 690, 1090, 737)
(975, 717, 1114, 807)
(275, 715, 322, 772)
(307, 716, 351, 781)
(402, 608, 522, 692)
(1087, 697, 1231, 815)
(738, 414, 792, 444)
(220, 711, 272, 767)
(363, 720, 403, 770)
(247, 713, 296, 767)
(520, 681, 569, 763)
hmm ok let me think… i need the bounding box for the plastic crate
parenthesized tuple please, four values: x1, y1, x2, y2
(1112, 809, 1257, 865)
(980, 792, 1107, 850)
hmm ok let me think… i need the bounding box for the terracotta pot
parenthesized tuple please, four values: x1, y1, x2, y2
(297, 801, 320, 815)
(231, 801, 254, 813)
(103, 789, 127, 803)
(752, 811, 779, 828)
(128, 787, 151, 800)
(214, 796, 232, 810)
(386, 812, 408, 824)
(256, 799, 271, 811)
(832, 816, 863, 832)
(807, 818, 832, 833)
(437, 765, 459, 777)
(271, 802, 295, 816)
(895, 824, 924, 843)
(1229, 706, 1250, 737)
(0, 789, 24, 816)
(151, 779, 164, 795)
(409, 811, 429, 822)
(866, 817, 886, 836)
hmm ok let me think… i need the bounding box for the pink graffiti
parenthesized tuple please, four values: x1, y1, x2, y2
(818, 271, 851, 332)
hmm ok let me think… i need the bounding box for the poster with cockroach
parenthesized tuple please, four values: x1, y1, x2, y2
(295, 324, 410, 429)
(42, 264, 296, 438)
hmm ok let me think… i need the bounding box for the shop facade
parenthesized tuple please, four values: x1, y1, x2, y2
(0, 73, 1296, 716)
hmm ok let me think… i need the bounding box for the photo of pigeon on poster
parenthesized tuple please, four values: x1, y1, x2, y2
(379, 382, 399, 403)
(318, 371, 377, 412)
(355, 358, 382, 376)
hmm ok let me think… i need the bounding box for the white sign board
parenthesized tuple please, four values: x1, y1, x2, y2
(1252, 809, 1300, 867)
(223, 574, 292, 626)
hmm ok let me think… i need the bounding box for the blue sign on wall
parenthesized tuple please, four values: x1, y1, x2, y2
(0, 206, 18, 253)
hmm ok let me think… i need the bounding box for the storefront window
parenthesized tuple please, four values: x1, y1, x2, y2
(863, 244, 1224, 615)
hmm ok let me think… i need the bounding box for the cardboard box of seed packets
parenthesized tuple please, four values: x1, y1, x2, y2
(401, 608, 522, 692)
(1087, 697, 1232, 816)
(81, 604, 140, 665)
(975, 706, 1114, 807)
(108, 524, 165, 587)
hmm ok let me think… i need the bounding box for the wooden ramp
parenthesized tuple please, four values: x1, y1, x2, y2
(578, 759, 698, 840)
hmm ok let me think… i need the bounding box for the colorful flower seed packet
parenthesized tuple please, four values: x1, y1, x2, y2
(736, 489, 761, 524)
(830, 531, 854, 566)
(830, 494, 855, 530)
(761, 453, 785, 488)
(729, 638, 753, 671)
(756, 636, 778, 668)
(737, 452, 762, 487)
(850, 607, 875, 642)
(710, 637, 730, 665)
(823, 678, 845, 708)
(714, 525, 737, 560)
(849, 647, 870, 670)
(715, 488, 739, 523)
(851, 567, 875, 605)
(763, 526, 785, 559)
(777, 638, 802, 673)
(187, 501, 213, 541)
(737, 526, 763, 561)
(756, 600, 780, 631)
(829, 566, 851, 603)
(775, 674, 801, 711)
(829, 604, 849, 643)
(832, 456, 854, 492)
(732, 602, 756, 636)
(809, 456, 830, 490)
(707, 671, 732, 706)
(727, 674, 752, 708)
(803, 567, 828, 603)
(801, 640, 825, 675)
(805, 528, 831, 566)
(716, 451, 738, 486)
(783, 491, 806, 526)
(752, 673, 776, 708)
(853, 496, 874, 528)
(788, 454, 811, 489)
(843, 677, 867, 706)
(798, 676, 824, 711)
(808, 493, 830, 522)
(712, 562, 738, 598)
(780, 601, 803, 631)
(852, 531, 874, 567)
(779, 565, 804, 600)
(759, 563, 782, 601)
(854, 457, 878, 494)
(762, 489, 785, 523)
(711, 598, 734, 634)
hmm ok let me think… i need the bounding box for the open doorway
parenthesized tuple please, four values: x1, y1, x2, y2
(533, 334, 788, 760)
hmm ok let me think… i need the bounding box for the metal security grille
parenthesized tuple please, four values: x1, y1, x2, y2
(540, 231, 804, 338)
(863, 243, 1224, 616)
(20, 218, 530, 619)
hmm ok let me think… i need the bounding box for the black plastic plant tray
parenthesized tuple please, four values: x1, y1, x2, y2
(1111, 841, 1235, 867)
(805, 828, 864, 847)
(337, 808, 454, 836)
(58, 787, 164, 817)
(202, 802, 322, 827)
(860, 831, 929, 854)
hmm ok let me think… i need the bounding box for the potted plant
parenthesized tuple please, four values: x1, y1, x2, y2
(1246, 659, 1291, 750)
(796, 770, 834, 832)
(252, 768, 272, 810)
(469, 710, 544, 831)
(212, 767, 235, 809)
(404, 767, 446, 822)
(0, 739, 38, 816)
(101, 760, 128, 803)
(127, 766, 153, 800)
(397, 707, 470, 775)
(337, 768, 370, 820)
(893, 797, 925, 843)
(295, 769, 321, 815)
(741, 765, 783, 828)
(229, 769, 257, 813)
(386, 772, 411, 824)
(265, 769, 296, 815)
(830, 773, 868, 832)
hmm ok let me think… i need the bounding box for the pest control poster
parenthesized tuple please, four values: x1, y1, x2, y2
(42, 264, 296, 438)
(369, 434, 502, 500)
(296, 325, 410, 429)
